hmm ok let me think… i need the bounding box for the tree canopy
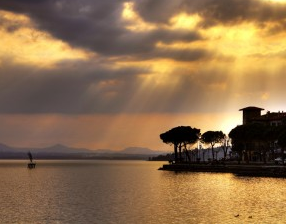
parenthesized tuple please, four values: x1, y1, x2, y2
(201, 131, 225, 160)
(229, 123, 286, 163)
(160, 126, 200, 162)
(160, 126, 200, 146)
(229, 123, 267, 163)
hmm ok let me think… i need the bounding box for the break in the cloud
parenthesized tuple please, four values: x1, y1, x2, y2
(1, 0, 286, 150)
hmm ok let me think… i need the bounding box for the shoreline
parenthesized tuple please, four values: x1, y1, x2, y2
(159, 163, 286, 178)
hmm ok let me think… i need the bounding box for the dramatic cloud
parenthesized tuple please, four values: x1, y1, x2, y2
(1, 0, 286, 149)
(135, 0, 286, 26)
(0, 0, 203, 57)
(0, 58, 148, 113)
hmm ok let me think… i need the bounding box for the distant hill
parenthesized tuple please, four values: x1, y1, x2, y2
(0, 143, 168, 160)
(119, 147, 166, 155)
(94, 149, 116, 154)
(0, 143, 29, 153)
(33, 144, 93, 154)
(0, 143, 15, 152)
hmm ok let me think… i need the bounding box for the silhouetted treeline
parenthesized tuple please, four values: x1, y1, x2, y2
(160, 126, 227, 163)
(229, 123, 286, 163)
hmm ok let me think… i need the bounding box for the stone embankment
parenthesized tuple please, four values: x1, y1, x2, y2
(159, 163, 286, 178)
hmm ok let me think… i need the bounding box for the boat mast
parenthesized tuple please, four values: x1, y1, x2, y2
(28, 151, 33, 163)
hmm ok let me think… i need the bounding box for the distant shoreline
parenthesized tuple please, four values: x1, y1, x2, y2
(0, 153, 156, 160)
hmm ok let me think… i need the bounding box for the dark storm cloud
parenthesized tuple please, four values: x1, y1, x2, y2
(133, 0, 184, 24)
(135, 0, 286, 26)
(156, 48, 209, 62)
(2, 0, 286, 115)
(0, 0, 216, 114)
(2, 0, 286, 59)
(0, 0, 202, 57)
(91, 28, 201, 56)
(195, 0, 286, 27)
(137, 48, 211, 62)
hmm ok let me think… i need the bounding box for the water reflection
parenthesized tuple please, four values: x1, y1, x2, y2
(0, 160, 285, 223)
(157, 171, 286, 224)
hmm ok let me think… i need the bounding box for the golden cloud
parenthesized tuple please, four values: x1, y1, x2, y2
(0, 10, 91, 67)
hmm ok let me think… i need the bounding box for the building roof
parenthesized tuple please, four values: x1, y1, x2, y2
(239, 106, 264, 111)
(253, 112, 286, 122)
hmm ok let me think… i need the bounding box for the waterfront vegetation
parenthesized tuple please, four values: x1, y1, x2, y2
(160, 123, 286, 165)
(160, 126, 227, 163)
(229, 123, 286, 164)
(159, 124, 286, 177)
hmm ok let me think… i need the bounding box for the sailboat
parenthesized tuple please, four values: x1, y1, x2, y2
(27, 151, 36, 168)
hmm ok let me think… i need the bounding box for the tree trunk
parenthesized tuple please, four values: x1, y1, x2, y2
(183, 143, 191, 163)
(179, 143, 182, 162)
(174, 143, 178, 163)
(282, 147, 285, 165)
(223, 148, 227, 159)
(244, 143, 249, 164)
(211, 144, 215, 160)
(245, 151, 249, 164)
(263, 150, 267, 164)
(223, 141, 228, 159)
(238, 151, 242, 164)
(262, 144, 267, 164)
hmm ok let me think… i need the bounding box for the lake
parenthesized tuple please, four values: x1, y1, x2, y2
(0, 160, 285, 224)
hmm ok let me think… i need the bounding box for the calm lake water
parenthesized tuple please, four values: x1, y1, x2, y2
(0, 160, 286, 224)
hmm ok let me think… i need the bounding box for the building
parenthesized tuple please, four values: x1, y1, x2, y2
(230, 106, 286, 162)
(240, 106, 286, 126)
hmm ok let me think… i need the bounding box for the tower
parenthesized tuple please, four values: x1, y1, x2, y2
(239, 106, 264, 125)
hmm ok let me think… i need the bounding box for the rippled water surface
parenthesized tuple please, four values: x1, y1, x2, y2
(0, 160, 286, 224)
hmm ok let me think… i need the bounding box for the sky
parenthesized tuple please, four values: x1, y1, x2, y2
(1, 0, 286, 151)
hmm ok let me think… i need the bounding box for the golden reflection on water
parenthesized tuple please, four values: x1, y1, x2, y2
(156, 171, 286, 224)
(0, 160, 286, 224)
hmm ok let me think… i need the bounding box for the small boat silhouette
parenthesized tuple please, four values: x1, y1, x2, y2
(27, 151, 36, 168)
